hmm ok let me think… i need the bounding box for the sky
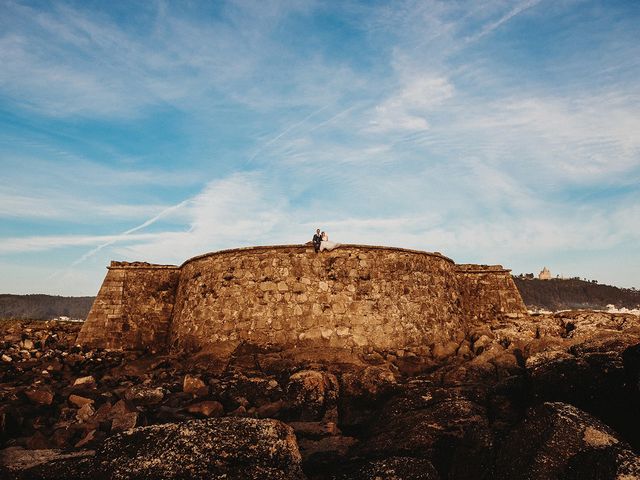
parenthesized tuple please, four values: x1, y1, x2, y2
(0, 0, 639, 295)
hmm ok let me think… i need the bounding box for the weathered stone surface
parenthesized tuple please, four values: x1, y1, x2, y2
(182, 375, 208, 397)
(92, 418, 305, 479)
(75, 263, 180, 351)
(110, 411, 138, 432)
(72, 376, 95, 388)
(0, 447, 94, 476)
(286, 370, 339, 421)
(68, 395, 93, 408)
(357, 386, 493, 480)
(3, 300, 639, 480)
(124, 385, 164, 406)
(331, 457, 440, 480)
(340, 365, 397, 399)
(78, 245, 527, 352)
(76, 403, 95, 423)
(25, 390, 53, 406)
(186, 400, 223, 417)
(495, 402, 640, 480)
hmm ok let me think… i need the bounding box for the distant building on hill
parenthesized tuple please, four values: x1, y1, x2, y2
(538, 267, 552, 280)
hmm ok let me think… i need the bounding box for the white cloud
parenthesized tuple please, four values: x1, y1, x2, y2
(112, 173, 299, 263)
(369, 75, 455, 132)
(0, 190, 169, 221)
(0, 232, 155, 254)
(0, 1, 359, 117)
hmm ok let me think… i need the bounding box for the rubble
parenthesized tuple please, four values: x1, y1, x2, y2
(1, 313, 640, 479)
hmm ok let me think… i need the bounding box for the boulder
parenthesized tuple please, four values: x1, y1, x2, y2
(495, 402, 640, 480)
(340, 365, 396, 399)
(182, 375, 209, 397)
(332, 457, 440, 480)
(526, 338, 640, 446)
(186, 400, 224, 417)
(124, 385, 164, 406)
(105, 399, 138, 432)
(25, 390, 53, 406)
(286, 370, 339, 421)
(13, 418, 304, 480)
(0, 447, 95, 479)
(68, 395, 93, 408)
(95, 417, 304, 479)
(72, 376, 96, 389)
(356, 386, 493, 480)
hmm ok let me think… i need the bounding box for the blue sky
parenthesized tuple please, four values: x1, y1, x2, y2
(0, 0, 638, 295)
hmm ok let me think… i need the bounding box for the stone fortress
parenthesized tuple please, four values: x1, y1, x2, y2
(77, 244, 528, 352)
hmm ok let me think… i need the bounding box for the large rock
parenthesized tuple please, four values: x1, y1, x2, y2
(331, 457, 440, 480)
(338, 365, 398, 429)
(356, 385, 493, 480)
(286, 370, 339, 421)
(124, 385, 164, 406)
(0, 447, 95, 479)
(182, 375, 209, 397)
(95, 417, 304, 479)
(25, 390, 54, 406)
(495, 402, 640, 480)
(526, 336, 640, 447)
(13, 418, 304, 480)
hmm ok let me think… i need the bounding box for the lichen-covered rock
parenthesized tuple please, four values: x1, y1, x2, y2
(340, 365, 397, 399)
(13, 418, 305, 480)
(123, 385, 164, 406)
(25, 390, 53, 406)
(182, 375, 208, 397)
(96, 417, 304, 480)
(286, 370, 339, 421)
(0, 447, 95, 480)
(331, 457, 440, 480)
(495, 402, 640, 480)
(356, 387, 493, 480)
(185, 400, 223, 417)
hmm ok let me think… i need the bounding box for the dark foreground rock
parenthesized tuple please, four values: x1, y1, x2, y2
(12, 417, 304, 480)
(331, 457, 440, 480)
(2, 313, 640, 479)
(496, 402, 640, 480)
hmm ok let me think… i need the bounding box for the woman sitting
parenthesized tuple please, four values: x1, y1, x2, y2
(319, 231, 340, 252)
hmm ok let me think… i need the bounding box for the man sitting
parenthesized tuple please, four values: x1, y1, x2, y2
(312, 228, 322, 253)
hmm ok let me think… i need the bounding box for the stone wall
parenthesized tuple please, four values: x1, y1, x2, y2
(169, 245, 463, 351)
(456, 264, 528, 322)
(76, 262, 180, 350)
(77, 245, 529, 352)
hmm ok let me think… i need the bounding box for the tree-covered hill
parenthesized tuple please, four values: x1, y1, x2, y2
(513, 277, 640, 311)
(0, 294, 94, 320)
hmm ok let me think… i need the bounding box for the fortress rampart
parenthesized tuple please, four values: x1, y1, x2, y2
(77, 244, 528, 352)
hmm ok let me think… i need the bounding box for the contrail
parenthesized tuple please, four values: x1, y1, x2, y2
(60, 105, 335, 272)
(48, 198, 193, 280)
(467, 0, 542, 44)
(304, 105, 356, 134)
(248, 104, 330, 162)
(70, 198, 193, 267)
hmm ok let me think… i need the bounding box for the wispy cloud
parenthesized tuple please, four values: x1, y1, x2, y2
(465, 0, 543, 44)
(0, 0, 638, 294)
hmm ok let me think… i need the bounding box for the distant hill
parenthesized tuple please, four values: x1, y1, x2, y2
(513, 278, 640, 311)
(0, 294, 95, 320)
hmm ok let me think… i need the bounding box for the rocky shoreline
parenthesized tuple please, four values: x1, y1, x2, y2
(1, 311, 640, 479)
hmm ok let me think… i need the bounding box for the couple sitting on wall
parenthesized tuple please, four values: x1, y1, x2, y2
(312, 228, 340, 253)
